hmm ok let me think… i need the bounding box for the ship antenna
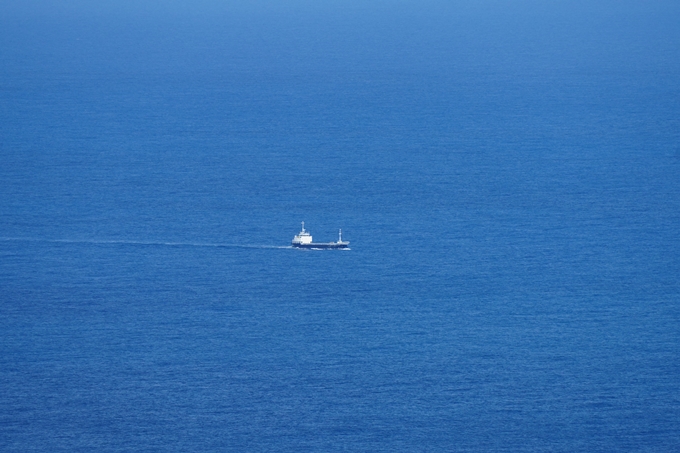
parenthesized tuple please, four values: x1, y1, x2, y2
(302, 221, 305, 232)
(339, 229, 342, 242)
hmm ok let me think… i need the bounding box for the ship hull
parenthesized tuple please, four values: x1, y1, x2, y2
(292, 242, 349, 249)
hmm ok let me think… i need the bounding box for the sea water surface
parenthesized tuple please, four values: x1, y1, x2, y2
(1, 1, 679, 451)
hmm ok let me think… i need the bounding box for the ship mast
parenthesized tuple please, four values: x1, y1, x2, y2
(339, 229, 342, 242)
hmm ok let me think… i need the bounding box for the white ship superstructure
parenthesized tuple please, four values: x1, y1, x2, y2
(291, 222, 314, 246)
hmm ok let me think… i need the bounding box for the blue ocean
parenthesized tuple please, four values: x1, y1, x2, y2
(1, 1, 679, 451)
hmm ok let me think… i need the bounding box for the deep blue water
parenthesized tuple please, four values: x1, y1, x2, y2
(1, 1, 679, 451)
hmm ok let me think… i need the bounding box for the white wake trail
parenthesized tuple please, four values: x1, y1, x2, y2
(0, 237, 292, 250)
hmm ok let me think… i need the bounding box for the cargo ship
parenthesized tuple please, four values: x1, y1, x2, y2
(291, 222, 349, 249)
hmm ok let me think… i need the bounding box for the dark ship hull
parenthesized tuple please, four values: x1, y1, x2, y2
(292, 242, 349, 249)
